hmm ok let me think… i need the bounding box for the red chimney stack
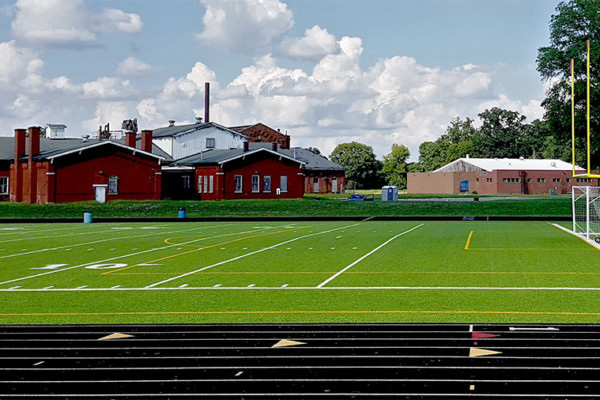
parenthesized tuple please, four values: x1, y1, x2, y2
(141, 130, 153, 153)
(125, 131, 136, 148)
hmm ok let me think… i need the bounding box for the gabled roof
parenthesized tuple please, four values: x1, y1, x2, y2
(152, 121, 248, 140)
(34, 139, 166, 162)
(435, 157, 578, 173)
(0, 136, 169, 163)
(175, 147, 305, 167)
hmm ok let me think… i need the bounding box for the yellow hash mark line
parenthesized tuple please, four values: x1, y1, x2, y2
(465, 230, 473, 250)
(164, 236, 208, 246)
(101, 228, 306, 276)
(3, 310, 600, 317)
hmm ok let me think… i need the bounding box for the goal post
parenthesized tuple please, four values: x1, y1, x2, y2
(572, 186, 600, 242)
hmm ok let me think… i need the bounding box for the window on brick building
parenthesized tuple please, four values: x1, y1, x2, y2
(108, 175, 119, 195)
(537, 178, 546, 183)
(486, 178, 492, 183)
(198, 176, 203, 193)
(209, 175, 214, 193)
(234, 175, 243, 193)
(252, 174, 260, 192)
(0, 177, 8, 195)
(553, 178, 561, 183)
(182, 175, 191, 190)
(263, 175, 271, 192)
(503, 178, 520, 183)
(280, 175, 288, 193)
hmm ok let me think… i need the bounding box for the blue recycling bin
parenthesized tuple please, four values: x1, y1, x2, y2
(178, 207, 186, 219)
(83, 212, 93, 223)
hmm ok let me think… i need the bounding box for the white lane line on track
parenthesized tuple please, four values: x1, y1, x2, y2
(145, 223, 360, 289)
(317, 224, 424, 288)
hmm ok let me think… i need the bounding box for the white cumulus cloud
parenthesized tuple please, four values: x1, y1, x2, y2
(11, 0, 142, 47)
(282, 25, 339, 60)
(196, 0, 294, 53)
(117, 57, 159, 77)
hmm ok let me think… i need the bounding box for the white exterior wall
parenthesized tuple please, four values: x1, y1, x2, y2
(171, 127, 246, 160)
(153, 137, 173, 157)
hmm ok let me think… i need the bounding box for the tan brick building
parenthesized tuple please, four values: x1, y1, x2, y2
(408, 157, 598, 195)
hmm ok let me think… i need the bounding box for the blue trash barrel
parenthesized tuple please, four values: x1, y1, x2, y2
(178, 207, 186, 219)
(83, 212, 93, 223)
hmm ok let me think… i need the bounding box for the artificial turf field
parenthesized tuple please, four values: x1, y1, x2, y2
(1, 220, 599, 324)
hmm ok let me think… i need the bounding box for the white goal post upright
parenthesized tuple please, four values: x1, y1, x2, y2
(572, 186, 600, 242)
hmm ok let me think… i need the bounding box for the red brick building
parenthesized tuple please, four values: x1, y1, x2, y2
(408, 157, 598, 195)
(229, 123, 291, 149)
(172, 142, 304, 200)
(8, 127, 165, 203)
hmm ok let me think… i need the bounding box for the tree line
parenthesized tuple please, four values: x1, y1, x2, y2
(329, 0, 599, 190)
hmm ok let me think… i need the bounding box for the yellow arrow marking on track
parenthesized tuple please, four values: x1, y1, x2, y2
(98, 332, 134, 341)
(469, 347, 502, 357)
(272, 339, 306, 348)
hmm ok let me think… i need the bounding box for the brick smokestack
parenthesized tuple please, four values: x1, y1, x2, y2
(243, 141, 249, 152)
(28, 126, 40, 158)
(272, 142, 278, 151)
(28, 126, 41, 204)
(204, 82, 210, 123)
(12, 129, 27, 202)
(14, 129, 26, 160)
(141, 130, 153, 153)
(125, 131, 136, 148)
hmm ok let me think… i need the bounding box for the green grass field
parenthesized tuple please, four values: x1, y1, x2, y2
(1, 220, 599, 324)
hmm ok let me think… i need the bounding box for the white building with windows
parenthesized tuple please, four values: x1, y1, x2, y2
(151, 119, 249, 160)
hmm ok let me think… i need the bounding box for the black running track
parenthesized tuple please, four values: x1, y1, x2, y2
(1, 323, 600, 399)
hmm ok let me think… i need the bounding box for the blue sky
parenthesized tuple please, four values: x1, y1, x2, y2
(0, 0, 559, 159)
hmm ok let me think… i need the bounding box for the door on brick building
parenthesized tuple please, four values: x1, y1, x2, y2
(94, 185, 107, 203)
(313, 177, 319, 193)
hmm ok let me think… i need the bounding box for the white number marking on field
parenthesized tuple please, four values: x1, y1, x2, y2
(31, 264, 68, 270)
(85, 263, 128, 270)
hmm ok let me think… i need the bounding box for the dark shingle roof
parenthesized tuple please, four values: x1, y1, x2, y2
(174, 143, 343, 172)
(0, 136, 170, 162)
(174, 146, 304, 167)
(152, 121, 248, 140)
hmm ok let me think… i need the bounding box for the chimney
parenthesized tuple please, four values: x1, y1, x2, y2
(204, 82, 210, 123)
(168, 120, 175, 127)
(243, 141, 249, 152)
(271, 142, 278, 151)
(125, 131, 136, 148)
(28, 126, 41, 158)
(28, 126, 41, 204)
(141, 130, 153, 153)
(14, 129, 26, 159)
(284, 134, 290, 149)
(13, 129, 26, 202)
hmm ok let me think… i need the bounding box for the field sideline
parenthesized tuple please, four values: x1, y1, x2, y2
(1, 220, 599, 324)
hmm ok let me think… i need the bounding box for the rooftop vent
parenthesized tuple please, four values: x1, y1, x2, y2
(195, 116, 203, 124)
(168, 120, 175, 127)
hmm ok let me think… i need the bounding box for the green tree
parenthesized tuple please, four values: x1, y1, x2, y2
(330, 142, 381, 189)
(473, 107, 527, 158)
(536, 0, 600, 167)
(381, 144, 410, 189)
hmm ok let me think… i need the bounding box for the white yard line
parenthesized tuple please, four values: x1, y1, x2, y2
(551, 223, 600, 250)
(317, 224, 424, 288)
(3, 285, 600, 292)
(0, 226, 273, 286)
(145, 223, 360, 288)
(0, 223, 239, 260)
